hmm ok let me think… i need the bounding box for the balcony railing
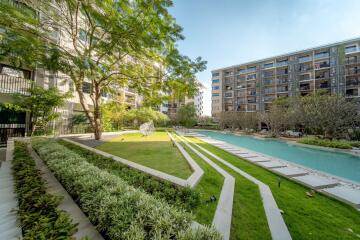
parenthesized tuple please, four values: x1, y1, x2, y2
(276, 61, 288, 67)
(314, 52, 330, 60)
(346, 69, 360, 75)
(0, 74, 32, 95)
(345, 47, 360, 54)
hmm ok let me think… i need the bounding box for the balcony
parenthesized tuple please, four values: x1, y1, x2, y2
(314, 52, 330, 60)
(300, 84, 313, 91)
(299, 56, 313, 63)
(314, 62, 330, 70)
(345, 47, 360, 55)
(346, 68, 360, 76)
(276, 61, 288, 67)
(346, 79, 360, 88)
(0, 74, 32, 95)
(345, 57, 360, 65)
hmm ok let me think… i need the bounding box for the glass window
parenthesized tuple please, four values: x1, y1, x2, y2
(212, 79, 220, 83)
(263, 62, 274, 69)
(79, 29, 87, 42)
(82, 82, 92, 94)
(212, 93, 219, 97)
(212, 86, 220, 90)
(345, 45, 357, 53)
(212, 72, 219, 77)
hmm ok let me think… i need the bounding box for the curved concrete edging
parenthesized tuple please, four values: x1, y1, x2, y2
(61, 137, 203, 188)
(167, 132, 204, 187)
(175, 134, 235, 240)
(183, 134, 292, 240)
(28, 144, 104, 240)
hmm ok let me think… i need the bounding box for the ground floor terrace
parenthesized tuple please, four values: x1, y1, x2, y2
(0, 129, 359, 240)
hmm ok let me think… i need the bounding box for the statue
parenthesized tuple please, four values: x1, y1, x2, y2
(139, 121, 155, 136)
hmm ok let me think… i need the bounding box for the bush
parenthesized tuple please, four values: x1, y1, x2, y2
(58, 139, 200, 211)
(298, 137, 353, 149)
(32, 138, 219, 239)
(12, 141, 77, 239)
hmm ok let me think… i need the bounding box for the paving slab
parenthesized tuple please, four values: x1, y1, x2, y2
(246, 156, 272, 163)
(272, 167, 308, 177)
(322, 186, 360, 208)
(237, 154, 258, 158)
(257, 161, 287, 169)
(293, 175, 339, 189)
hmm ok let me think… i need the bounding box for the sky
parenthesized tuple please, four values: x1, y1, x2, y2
(169, 0, 360, 116)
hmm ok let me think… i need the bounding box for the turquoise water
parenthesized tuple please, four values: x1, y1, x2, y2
(195, 130, 360, 183)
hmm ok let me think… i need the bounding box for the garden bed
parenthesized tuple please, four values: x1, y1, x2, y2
(298, 137, 360, 149)
(58, 138, 200, 211)
(12, 141, 77, 239)
(32, 138, 220, 239)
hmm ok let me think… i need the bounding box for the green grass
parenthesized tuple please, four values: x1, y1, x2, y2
(192, 137, 360, 240)
(298, 137, 354, 149)
(186, 137, 272, 240)
(96, 131, 192, 179)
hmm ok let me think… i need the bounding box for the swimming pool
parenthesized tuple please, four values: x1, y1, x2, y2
(195, 130, 360, 183)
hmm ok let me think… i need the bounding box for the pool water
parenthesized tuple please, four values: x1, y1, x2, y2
(195, 130, 360, 183)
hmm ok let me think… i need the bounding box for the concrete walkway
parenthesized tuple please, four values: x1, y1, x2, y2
(176, 134, 235, 240)
(0, 139, 22, 240)
(29, 145, 104, 240)
(181, 134, 292, 240)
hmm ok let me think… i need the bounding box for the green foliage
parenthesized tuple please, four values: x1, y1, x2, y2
(12, 141, 77, 239)
(176, 103, 197, 128)
(219, 112, 258, 132)
(69, 114, 91, 134)
(58, 139, 200, 211)
(0, 0, 206, 139)
(32, 138, 219, 239)
(101, 101, 127, 131)
(125, 107, 170, 127)
(298, 137, 354, 149)
(4, 86, 70, 135)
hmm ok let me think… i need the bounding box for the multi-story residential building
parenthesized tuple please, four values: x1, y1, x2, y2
(0, 1, 142, 145)
(211, 37, 360, 119)
(167, 81, 205, 119)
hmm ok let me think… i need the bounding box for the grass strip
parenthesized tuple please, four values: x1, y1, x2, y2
(58, 138, 200, 211)
(32, 138, 220, 239)
(12, 141, 77, 239)
(193, 137, 360, 240)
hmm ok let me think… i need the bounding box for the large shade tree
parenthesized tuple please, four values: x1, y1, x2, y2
(0, 0, 206, 139)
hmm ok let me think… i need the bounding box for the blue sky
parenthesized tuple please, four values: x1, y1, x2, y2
(169, 0, 360, 116)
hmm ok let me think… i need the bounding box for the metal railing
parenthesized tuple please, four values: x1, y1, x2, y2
(0, 74, 32, 95)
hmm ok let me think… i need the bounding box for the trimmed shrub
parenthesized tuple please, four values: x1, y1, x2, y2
(12, 141, 77, 239)
(298, 137, 353, 149)
(58, 139, 200, 211)
(31, 138, 219, 240)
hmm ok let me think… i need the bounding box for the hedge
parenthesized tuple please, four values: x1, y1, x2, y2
(32, 138, 220, 240)
(12, 141, 77, 239)
(298, 137, 353, 149)
(58, 139, 200, 211)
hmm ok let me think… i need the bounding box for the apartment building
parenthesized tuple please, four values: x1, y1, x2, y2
(0, 1, 141, 145)
(211, 37, 360, 119)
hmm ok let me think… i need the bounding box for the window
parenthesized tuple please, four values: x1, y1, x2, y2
(263, 62, 274, 69)
(247, 73, 256, 80)
(277, 60, 288, 67)
(212, 79, 220, 83)
(247, 66, 256, 72)
(345, 45, 358, 54)
(225, 92, 233, 98)
(79, 29, 87, 42)
(314, 51, 329, 60)
(212, 72, 220, 77)
(212, 93, 219, 97)
(0, 65, 31, 79)
(298, 55, 312, 63)
(212, 86, 220, 90)
(82, 82, 92, 94)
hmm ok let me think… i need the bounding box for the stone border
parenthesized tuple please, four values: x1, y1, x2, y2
(180, 134, 292, 240)
(61, 137, 203, 188)
(0, 138, 22, 240)
(175, 134, 235, 240)
(29, 144, 104, 240)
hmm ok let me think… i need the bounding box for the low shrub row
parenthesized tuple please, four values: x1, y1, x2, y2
(32, 138, 220, 240)
(297, 137, 353, 149)
(58, 139, 200, 211)
(12, 141, 77, 239)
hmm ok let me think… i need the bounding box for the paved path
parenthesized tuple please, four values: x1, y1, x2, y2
(29, 145, 104, 240)
(182, 134, 292, 240)
(176, 134, 235, 240)
(0, 139, 22, 240)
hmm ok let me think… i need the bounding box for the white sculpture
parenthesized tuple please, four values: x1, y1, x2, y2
(139, 121, 155, 136)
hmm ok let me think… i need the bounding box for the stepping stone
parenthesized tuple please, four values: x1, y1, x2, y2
(237, 154, 258, 158)
(257, 161, 287, 169)
(322, 186, 360, 208)
(273, 167, 308, 177)
(293, 175, 339, 189)
(246, 156, 271, 163)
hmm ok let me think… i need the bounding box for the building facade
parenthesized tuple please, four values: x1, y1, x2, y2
(211, 37, 360, 119)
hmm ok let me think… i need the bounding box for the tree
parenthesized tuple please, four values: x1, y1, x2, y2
(101, 99, 127, 131)
(124, 107, 169, 127)
(0, 0, 206, 139)
(176, 103, 197, 128)
(4, 86, 70, 135)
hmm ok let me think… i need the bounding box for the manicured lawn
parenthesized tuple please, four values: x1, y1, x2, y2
(181, 136, 272, 240)
(96, 131, 192, 179)
(191, 137, 360, 240)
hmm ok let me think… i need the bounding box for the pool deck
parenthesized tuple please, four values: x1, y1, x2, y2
(184, 131, 360, 210)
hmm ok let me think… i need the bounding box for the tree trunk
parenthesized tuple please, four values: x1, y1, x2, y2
(92, 83, 102, 140)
